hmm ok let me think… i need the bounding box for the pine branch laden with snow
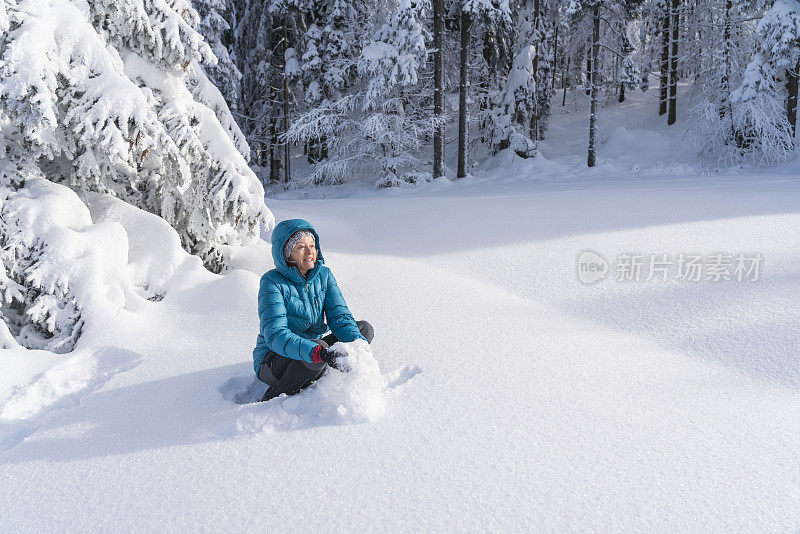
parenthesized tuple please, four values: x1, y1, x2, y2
(462, 0, 512, 24)
(0, 183, 83, 354)
(756, 0, 800, 71)
(88, 0, 211, 70)
(0, 168, 105, 354)
(0, 0, 272, 276)
(0, 152, 220, 354)
(361, 0, 431, 102)
(300, 22, 324, 104)
(317, 0, 362, 93)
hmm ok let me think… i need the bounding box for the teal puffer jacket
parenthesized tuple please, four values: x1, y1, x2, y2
(252, 218, 365, 372)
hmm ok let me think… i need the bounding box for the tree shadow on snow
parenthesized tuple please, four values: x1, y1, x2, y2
(274, 175, 800, 258)
(564, 269, 800, 390)
(0, 360, 420, 465)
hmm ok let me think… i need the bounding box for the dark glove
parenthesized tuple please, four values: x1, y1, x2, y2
(319, 346, 348, 371)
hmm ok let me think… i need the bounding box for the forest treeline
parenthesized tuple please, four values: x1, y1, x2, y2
(196, 0, 800, 185)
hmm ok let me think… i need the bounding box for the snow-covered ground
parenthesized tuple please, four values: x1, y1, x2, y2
(2, 85, 799, 531)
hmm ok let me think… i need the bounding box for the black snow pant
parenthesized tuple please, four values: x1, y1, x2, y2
(259, 320, 374, 402)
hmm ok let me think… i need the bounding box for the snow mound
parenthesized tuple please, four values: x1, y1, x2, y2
(0, 178, 134, 352)
(233, 339, 387, 432)
(85, 193, 204, 300)
(601, 126, 671, 159)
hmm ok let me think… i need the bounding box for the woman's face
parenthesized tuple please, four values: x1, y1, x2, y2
(289, 234, 317, 274)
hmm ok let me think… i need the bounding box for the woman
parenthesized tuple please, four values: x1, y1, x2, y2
(253, 218, 374, 402)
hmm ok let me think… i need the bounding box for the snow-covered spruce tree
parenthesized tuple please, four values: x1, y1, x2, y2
(192, 0, 251, 160)
(234, 0, 270, 168)
(487, 44, 539, 156)
(288, 0, 433, 187)
(300, 20, 326, 163)
(555, 0, 646, 165)
(0, 143, 86, 353)
(695, 0, 799, 164)
(316, 0, 369, 96)
(615, 11, 640, 102)
(266, 0, 303, 183)
(587, 0, 601, 166)
(299, 0, 374, 164)
(686, 0, 753, 163)
(482, 0, 573, 156)
(510, 0, 560, 143)
(232, 0, 288, 180)
(432, 0, 445, 178)
(0, 0, 272, 350)
(531, 2, 559, 140)
(195, 0, 243, 113)
(617, 38, 640, 102)
(665, 0, 680, 125)
(552, 0, 590, 106)
(728, 53, 797, 163)
(751, 0, 800, 135)
(458, 0, 512, 175)
(628, 0, 669, 114)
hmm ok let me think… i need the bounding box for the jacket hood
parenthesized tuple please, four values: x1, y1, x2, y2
(270, 219, 325, 284)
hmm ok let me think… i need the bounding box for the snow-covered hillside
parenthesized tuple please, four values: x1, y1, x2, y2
(1, 81, 799, 530)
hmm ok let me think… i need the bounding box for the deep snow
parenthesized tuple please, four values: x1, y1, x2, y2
(1, 82, 799, 531)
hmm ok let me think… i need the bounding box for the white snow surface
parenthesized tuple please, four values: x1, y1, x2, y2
(2, 84, 800, 531)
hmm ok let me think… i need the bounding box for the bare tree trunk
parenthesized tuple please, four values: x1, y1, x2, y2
(269, 118, 280, 182)
(667, 0, 679, 126)
(788, 59, 799, 137)
(551, 20, 559, 93)
(282, 20, 291, 183)
(529, 0, 541, 140)
(588, 4, 600, 167)
(268, 19, 282, 183)
(259, 140, 267, 168)
(457, 9, 471, 179)
(659, 10, 669, 116)
(719, 0, 732, 120)
(307, 138, 316, 164)
(613, 26, 620, 85)
(433, 0, 445, 178)
(615, 20, 624, 103)
(586, 37, 592, 96)
(562, 56, 569, 106)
